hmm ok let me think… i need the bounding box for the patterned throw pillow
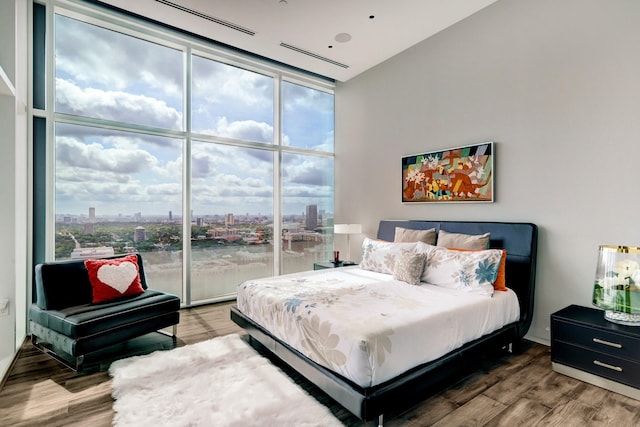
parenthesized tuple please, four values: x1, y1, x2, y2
(359, 238, 419, 275)
(84, 254, 145, 304)
(449, 248, 508, 291)
(392, 250, 427, 285)
(418, 243, 502, 296)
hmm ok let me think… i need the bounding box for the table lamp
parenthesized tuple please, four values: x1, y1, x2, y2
(333, 223, 362, 264)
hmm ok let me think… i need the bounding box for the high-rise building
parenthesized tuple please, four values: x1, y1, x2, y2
(305, 204, 318, 230)
(225, 213, 235, 226)
(134, 226, 147, 242)
(89, 207, 95, 222)
(84, 223, 94, 235)
(169, 210, 172, 221)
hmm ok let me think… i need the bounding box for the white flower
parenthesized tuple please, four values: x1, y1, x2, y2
(406, 169, 419, 182)
(600, 276, 627, 288)
(614, 259, 640, 279)
(633, 269, 640, 285)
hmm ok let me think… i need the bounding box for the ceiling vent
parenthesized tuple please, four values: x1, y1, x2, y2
(154, 0, 256, 36)
(279, 43, 349, 69)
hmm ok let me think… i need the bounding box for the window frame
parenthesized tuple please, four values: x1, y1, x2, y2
(36, 0, 335, 306)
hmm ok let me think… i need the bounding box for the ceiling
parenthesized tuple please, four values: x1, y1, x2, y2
(97, 0, 498, 82)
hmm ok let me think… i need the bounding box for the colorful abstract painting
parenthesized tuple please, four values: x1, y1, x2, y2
(402, 142, 494, 203)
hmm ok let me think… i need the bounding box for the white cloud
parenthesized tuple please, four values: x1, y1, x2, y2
(146, 183, 182, 196)
(55, 167, 131, 184)
(56, 135, 159, 174)
(55, 134, 182, 214)
(51, 15, 332, 216)
(55, 14, 183, 101)
(197, 117, 274, 144)
(192, 56, 272, 108)
(56, 79, 183, 130)
(191, 141, 272, 180)
(283, 81, 333, 111)
(283, 155, 333, 188)
(190, 143, 274, 208)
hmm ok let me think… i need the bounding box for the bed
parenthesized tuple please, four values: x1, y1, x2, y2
(231, 220, 538, 423)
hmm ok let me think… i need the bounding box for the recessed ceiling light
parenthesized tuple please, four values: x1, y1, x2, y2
(334, 33, 352, 43)
(369, 15, 375, 19)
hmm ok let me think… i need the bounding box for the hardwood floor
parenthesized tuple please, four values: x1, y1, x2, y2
(1, 301, 639, 426)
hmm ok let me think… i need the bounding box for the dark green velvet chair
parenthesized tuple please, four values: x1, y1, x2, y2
(29, 254, 180, 370)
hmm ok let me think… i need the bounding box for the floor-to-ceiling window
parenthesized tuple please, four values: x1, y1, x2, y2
(36, 0, 335, 305)
(53, 13, 186, 298)
(281, 81, 335, 274)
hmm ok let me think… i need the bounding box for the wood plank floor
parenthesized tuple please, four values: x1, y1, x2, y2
(1, 301, 639, 426)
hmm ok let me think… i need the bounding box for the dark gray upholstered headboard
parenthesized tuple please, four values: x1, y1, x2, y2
(377, 220, 538, 337)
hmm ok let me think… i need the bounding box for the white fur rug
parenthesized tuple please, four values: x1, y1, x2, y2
(109, 334, 343, 427)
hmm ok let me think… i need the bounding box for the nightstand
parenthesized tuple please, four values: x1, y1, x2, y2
(551, 304, 640, 400)
(313, 261, 357, 270)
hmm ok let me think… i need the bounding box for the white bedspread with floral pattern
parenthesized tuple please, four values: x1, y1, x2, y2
(236, 267, 519, 387)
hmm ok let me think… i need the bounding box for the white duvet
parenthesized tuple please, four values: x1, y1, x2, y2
(236, 266, 520, 388)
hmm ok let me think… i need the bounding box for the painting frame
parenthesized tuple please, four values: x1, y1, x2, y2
(402, 142, 494, 203)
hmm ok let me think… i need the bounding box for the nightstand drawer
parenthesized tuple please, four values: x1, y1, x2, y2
(551, 305, 640, 400)
(553, 341, 640, 389)
(553, 319, 640, 362)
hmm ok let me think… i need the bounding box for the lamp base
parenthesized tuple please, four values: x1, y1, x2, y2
(604, 310, 640, 326)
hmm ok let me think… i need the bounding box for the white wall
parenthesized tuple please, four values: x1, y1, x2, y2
(0, 0, 29, 380)
(335, 0, 640, 343)
(14, 0, 29, 354)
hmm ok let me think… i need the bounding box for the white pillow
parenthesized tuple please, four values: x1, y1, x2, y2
(418, 243, 502, 297)
(359, 238, 419, 275)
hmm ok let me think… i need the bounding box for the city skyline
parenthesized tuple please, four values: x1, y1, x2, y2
(56, 204, 333, 223)
(55, 203, 333, 262)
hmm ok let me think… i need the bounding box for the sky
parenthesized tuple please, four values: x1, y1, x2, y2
(53, 14, 334, 218)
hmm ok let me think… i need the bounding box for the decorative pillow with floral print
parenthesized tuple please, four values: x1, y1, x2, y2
(417, 243, 501, 297)
(359, 238, 419, 275)
(392, 250, 427, 285)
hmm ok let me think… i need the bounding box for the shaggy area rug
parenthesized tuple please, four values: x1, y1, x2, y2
(109, 334, 343, 427)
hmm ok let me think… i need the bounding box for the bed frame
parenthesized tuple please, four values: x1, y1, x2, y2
(231, 220, 538, 423)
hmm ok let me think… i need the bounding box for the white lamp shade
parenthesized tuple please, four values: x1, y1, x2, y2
(334, 224, 362, 234)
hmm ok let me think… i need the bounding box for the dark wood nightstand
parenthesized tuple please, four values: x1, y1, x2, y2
(551, 304, 640, 400)
(313, 261, 357, 270)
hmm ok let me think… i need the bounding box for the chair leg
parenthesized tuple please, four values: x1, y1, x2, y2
(31, 334, 82, 371)
(75, 355, 85, 371)
(157, 324, 178, 338)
